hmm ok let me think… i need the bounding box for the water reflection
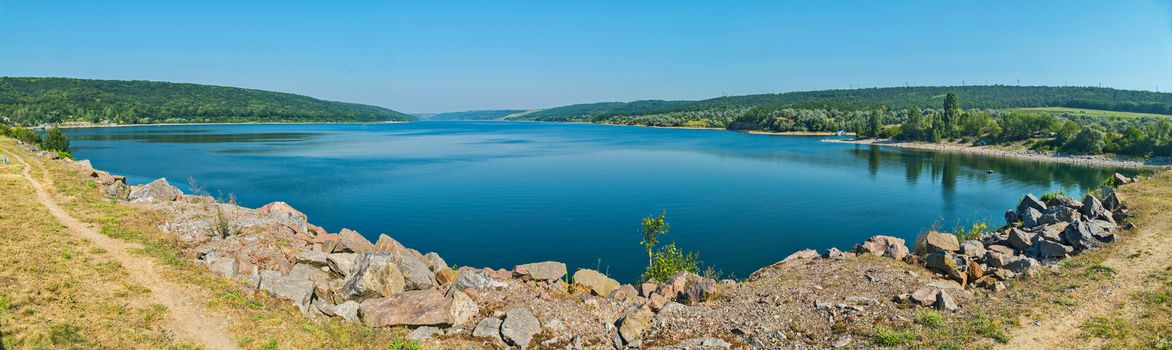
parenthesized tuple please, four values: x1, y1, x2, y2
(69, 132, 323, 143)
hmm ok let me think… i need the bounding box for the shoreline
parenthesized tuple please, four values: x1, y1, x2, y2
(827, 138, 1170, 169)
(49, 120, 410, 129)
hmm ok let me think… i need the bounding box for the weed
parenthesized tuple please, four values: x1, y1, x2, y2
(50, 322, 87, 345)
(387, 337, 421, 350)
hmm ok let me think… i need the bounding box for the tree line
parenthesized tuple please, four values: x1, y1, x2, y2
(0, 77, 413, 126)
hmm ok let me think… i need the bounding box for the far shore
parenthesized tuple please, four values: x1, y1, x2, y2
(827, 138, 1171, 169)
(48, 120, 410, 129)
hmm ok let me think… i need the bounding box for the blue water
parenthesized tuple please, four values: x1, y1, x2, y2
(64, 122, 1134, 282)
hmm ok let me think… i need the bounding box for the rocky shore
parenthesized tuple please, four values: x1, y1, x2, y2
(825, 138, 1171, 169)
(43, 148, 1146, 349)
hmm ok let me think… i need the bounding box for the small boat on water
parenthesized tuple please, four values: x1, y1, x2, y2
(987, 169, 995, 174)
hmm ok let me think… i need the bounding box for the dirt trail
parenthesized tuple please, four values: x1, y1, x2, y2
(998, 208, 1172, 349)
(4, 149, 239, 350)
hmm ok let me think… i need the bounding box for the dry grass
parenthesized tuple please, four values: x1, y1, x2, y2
(2, 138, 419, 349)
(0, 139, 197, 349)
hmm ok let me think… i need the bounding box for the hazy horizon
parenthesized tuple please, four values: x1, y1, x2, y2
(3, 1, 1171, 112)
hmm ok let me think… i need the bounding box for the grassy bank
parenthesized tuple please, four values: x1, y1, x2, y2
(0, 137, 419, 349)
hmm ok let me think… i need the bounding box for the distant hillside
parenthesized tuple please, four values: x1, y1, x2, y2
(517, 86, 1172, 121)
(428, 109, 530, 121)
(0, 77, 413, 125)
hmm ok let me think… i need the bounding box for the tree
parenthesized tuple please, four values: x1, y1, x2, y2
(899, 107, 925, 141)
(943, 92, 960, 138)
(1064, 127, 1106, 155)
(868, 107, 884, 138)
(640, 210, 670, 268)
(43, 127, 70, 152)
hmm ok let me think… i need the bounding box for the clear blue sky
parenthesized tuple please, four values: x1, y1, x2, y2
(2, 1, 1170, 113)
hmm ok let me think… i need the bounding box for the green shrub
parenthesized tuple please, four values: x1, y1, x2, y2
(915, 309, 942, 326)
(42, 127, 70, 152)
(874, 326, 916, 346)
(1040, 190, 1067, 203)
(642, 242, 700, 282)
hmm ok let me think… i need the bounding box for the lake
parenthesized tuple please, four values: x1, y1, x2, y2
(65, 122, 1135, 282)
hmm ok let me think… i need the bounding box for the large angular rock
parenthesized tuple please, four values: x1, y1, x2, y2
(923, 231, 960, 254)
(853, 235, 909, 260)
(1032, 240, 1074, 259)
(258, 201, 308, 229)
(258, 270, 315, 314)
(423, 252, 449, 273)
(681, 276, 718, 305)
(453, 269, 507, 290)
(472, 317, 505, 344)
(1004, 256, 1040, 274)
(296, 251, 329, 267)
(359, 289, 478, 327)
(1113, 173, 1132, 186)
(1018, 194, 1048, 215)
(959, 240, 986, 258)
(617, 306, 655, 345)
(514, 261, 568, 282)
(924, 252, 967, 284)
(1062, 221, 1107, 251)
(328, 229, 375, 253)
(1081, 195, 1106, 218)
(1006, 228, 1035, 251)
(781, 249, 821, 263)
(1048, 194, 1083, 209)
(1042, 205, 1081, 224)
(394, 250, 437, 290)
(128, 178, 183, 203)
(573, 269, 620, 297)
(1022, 207, 1044, 228)
(340, 254, 406, 300)
(326, 253, 358, 276)
(500, 307, 540, 349)
(1103, 191, 1121, 211)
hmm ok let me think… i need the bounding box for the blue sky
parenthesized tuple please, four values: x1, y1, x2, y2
(2, 1, 1170, 113)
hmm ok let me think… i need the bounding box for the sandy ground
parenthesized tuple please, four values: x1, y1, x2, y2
(827, 138, 1170, 169)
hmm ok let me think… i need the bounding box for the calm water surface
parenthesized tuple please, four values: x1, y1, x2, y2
(65, 122, 1135, 281)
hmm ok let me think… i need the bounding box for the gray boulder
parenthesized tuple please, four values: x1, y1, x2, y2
(128, 178, 183, 203)
(959, 240, 987, 258)
(407, 326, 441, 341)
(296, 251, 329, 267)
(1081, 194, 1106, 218)
(1032, 240, 1073, 259)
(1022, 207, 1044, 228)
(1004, 256, 1040, 274)
(453, 269, 507, 290)
(472, 317, 505, 344)
(617, 306, 655, 345)
(1004, 210, 1019, 225)
(258, 270, 315, 314)
(1042, 205, 1081, 224)
(1017, 194, 1048, 215)
(1048, 194, 1083, 209)
(340, 254, 406, 300)
(335, 300, 360, 323)
(500, 307, 540, 349)
(1006, 228, 1035, 251)
(1103, 191, 1121, 211)
(326, 253, 358, 276)
(514, 261, 568, 282)
(1113, 173, 1132, 186)
(854, 235, 909, 260)
(1062, 221, 1107, 251)
(394, 250, 437, 290)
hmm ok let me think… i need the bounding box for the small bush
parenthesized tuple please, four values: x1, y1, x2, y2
(1040, 190, 1067, 203)
(642, 242, 700, 282)
(387, 337, 421, 350)
(874, 326, 916, 346)
(915, 310, 942, 326)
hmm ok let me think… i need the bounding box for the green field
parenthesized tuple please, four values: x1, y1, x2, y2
(1014, 107, 1172, 119)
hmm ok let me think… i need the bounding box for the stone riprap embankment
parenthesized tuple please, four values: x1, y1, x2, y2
(49, 149, 1146, 349)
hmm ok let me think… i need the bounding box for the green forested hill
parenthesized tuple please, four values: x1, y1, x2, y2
(427, 109, 530, 120)
(517, 86, 1172, 121)
(0, 77, 413, 125)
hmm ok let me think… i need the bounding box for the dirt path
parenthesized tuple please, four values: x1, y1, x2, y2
(4, 150, 239, 350)
(998, 208, 1172, 349)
